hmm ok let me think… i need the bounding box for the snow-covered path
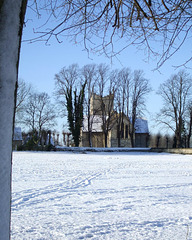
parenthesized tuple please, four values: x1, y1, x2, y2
(11, 151, 192, 239)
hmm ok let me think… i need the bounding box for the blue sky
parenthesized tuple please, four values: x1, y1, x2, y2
(18, 7, 192, 134)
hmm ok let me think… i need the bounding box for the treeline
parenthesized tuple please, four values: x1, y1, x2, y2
(16, 64, 192, 149)
(54, 63, 151, 147)
(16, 63, 151, 148)
(15, 80, 57, 150)
(149, 134, 174, 149)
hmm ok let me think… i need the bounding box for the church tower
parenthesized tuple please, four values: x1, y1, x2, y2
(90, 93, 114, 115)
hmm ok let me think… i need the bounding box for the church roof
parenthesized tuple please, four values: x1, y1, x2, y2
(82, 115, 105, 132)
(82, 116, 149, 134)
(135, 118, 149, 134)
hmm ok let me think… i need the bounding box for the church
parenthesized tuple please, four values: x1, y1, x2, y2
(80, 93, 149, 148)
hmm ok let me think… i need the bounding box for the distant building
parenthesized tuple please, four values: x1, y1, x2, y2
(134, 118, 149, 148)
(80, 94, 149, 148)
(13, 127, 22, 150)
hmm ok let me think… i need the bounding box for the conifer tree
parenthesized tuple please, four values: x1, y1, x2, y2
(66, 82, 86, 147)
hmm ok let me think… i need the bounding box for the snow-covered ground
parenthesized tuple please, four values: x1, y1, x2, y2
(11, 151, 192, 239)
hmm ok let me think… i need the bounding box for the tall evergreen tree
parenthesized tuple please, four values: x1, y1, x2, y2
(66, 82, 86, 147)
(55, 64, 86, 147)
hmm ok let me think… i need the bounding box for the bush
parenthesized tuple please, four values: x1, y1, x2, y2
(17, 142, 56, 151)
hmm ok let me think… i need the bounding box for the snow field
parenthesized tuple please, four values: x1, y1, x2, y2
(11, 151, 192, 239)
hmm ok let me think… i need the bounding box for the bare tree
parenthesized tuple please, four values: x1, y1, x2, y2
(55, 64, 79, 114)
(157, 70, 192, 148)
(129, 70, 151, 147)
(22, 92, 56, 143)
(15, 79, 31, 114)
(96, 64, 116, 147)
(36, 93, 56, 139)
(114, 68, 131, 147)
(24, 93, 38, 131)
(82, 64, 97, 147)
(15, 79, 31, 126)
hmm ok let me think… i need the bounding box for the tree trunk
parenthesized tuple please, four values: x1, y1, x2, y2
(175, 124, 182, 148)
(87, 116, 92, 147)
(187, 111, 192, 148)
(175, 131, 181, 148)
(130, 132, 135, 148)
(117, 114, 123, 147)
(130, 112, 136, 148)
(0, 0, 27, 239)
(187, 135, 191, 148)
(129, 123, 135, 148)
(117, 128, 121, 147)
(88, 130, 92, 147)
(104, 132, 108, 148)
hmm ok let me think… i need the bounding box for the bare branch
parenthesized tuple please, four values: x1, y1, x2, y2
(25, 1, 192, 68)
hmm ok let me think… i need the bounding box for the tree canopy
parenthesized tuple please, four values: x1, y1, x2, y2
(28, 0, 192, 68)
